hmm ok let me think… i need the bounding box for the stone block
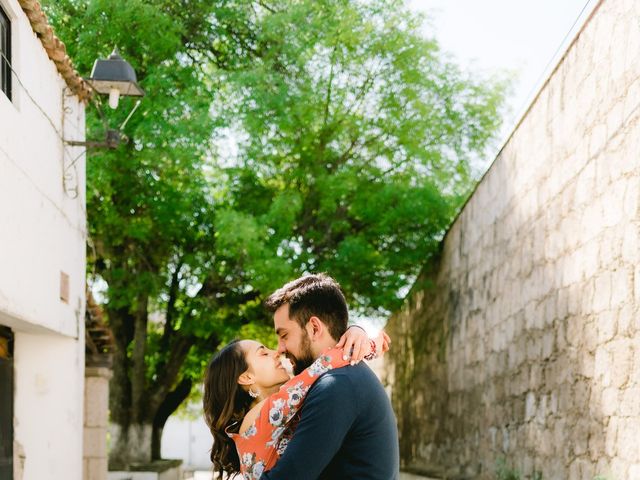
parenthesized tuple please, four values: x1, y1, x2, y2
(588, 420, 606, 462)
(610, 267, 631, 309)
(528, 363, 543, 390)
(605, 416, 619, 457)
(568, 457, 584, 480)
(85, 376, 110, 428)
(619, 387, 640, 417)
(526, 337, 542, 361)
(592, 272, 612, 312)
(583, 239, 601, 279)
(589, 123, 608, 159)
(597, 310, 617, 344)
(541, 331, 555, 360)
(566, 315, 584, 348)
(602, 180, 628, 228)
(599, 227, 620, 267)
(621, 222, 639, 264)
(555, 288, 569, 321)
(574, 419, 592, 458)
(594, 346, 613, 387)
(83, 427, 107, 458)
(623, 178, 639, 217)
(579, 351, 595, 379)
(581, 278, 596, 315)
(573, 380, 591, 410)
(606, 100, 624, 136)
(567, 283, 582, 315)
(610, 340, 633, 388)
(581, 202, 604, 242)
(617, 303, 633, 336)
(583, 321, 599, 354)
(629, 464, 640, 479)
(555, 317, 568, 351)
(610, 456, 630, 480)
(575, 161, 596, 207)
(87, 457, 108, 480)
(601, 387, 619, 417)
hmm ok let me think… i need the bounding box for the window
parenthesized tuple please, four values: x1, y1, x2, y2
(0, 5, 11, 99)
(0, 326, 13, 479)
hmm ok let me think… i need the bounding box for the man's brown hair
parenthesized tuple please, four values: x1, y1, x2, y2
(265, 273, 349, 340)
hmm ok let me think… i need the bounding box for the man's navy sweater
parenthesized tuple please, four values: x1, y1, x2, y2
(261, 362, 399, 480)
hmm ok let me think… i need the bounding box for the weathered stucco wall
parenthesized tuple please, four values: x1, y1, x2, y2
(385, 1, 640, 479)
(0, 0, 87, 479)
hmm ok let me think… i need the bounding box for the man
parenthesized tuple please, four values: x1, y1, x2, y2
(260, 273, 399, 480)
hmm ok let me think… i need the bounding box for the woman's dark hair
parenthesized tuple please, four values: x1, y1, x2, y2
(203, 340, 253, 478)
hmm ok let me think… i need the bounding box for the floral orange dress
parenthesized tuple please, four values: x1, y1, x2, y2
(227, 347, 349, 479)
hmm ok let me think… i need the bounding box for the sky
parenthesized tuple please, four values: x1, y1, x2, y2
(359, 0, 597, 329)
(407, 0, 597, 162)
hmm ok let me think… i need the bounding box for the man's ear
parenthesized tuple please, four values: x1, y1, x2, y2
(307, 316, 324, 340)
(237, 371, 254, 387)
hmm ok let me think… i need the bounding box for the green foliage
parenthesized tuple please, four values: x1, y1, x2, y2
(213, 0, 508, 314)
(495, 457, 543, 480)
(44, 0, 271, 396)
(496, 457, 521, 480)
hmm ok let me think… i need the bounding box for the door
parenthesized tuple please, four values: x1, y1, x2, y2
(0, 326, 13, 479)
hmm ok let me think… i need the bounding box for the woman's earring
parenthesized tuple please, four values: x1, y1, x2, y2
(248, 387, 260, 399)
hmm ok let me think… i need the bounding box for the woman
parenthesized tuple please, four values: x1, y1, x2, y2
(203, 328, 388, 479)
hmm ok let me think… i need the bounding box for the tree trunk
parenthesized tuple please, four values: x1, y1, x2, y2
(107, 304, 157, 468)
(108, 306, 136, 468)
(151, 378, 193, 459)
(108, 423, 154, 469)
(107, 302, 201, 468)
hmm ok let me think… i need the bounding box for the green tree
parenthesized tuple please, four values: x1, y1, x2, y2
(44, 0, 278, 469)
(45, 0, 507, 469)
(213, 0, 506, 314)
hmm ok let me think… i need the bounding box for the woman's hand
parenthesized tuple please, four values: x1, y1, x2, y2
(374, 330, 391, 357)
(336, 327, 392, 364)
(336, 326, 370, 365)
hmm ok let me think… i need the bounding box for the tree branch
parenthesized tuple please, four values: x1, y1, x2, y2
(160, 259, 183, 352)
(148, 335, 196, 413)
(131, 292, 149, 423)
(151, 377, 193, 459)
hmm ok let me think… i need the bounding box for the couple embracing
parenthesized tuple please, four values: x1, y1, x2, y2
(203, 273, 400, 479)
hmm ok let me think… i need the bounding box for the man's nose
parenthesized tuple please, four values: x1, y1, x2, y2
(276, 341, 287, 355)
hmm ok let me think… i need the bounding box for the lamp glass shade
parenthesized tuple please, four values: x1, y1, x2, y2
(88, 49, 144, 97)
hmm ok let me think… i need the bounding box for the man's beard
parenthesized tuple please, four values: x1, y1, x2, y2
(290, 329, 315, 375)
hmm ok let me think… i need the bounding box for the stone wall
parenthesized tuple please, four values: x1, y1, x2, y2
(84, 367, 112, 480)
(385, 1, 640, 479)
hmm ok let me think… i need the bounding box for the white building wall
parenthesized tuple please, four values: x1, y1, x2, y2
(0, 0, 86, 479)
(13, 333, 85, 479)
(161, 414, 212, 471)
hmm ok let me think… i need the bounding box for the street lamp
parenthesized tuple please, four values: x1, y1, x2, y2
(87, 48, 144, 109)
(64, 48, 145, 149)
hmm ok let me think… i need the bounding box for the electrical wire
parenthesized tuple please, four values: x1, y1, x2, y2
(1, 50, 68, 142)
(1, 50, 88, 198)
(512, 0, 595, 124)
